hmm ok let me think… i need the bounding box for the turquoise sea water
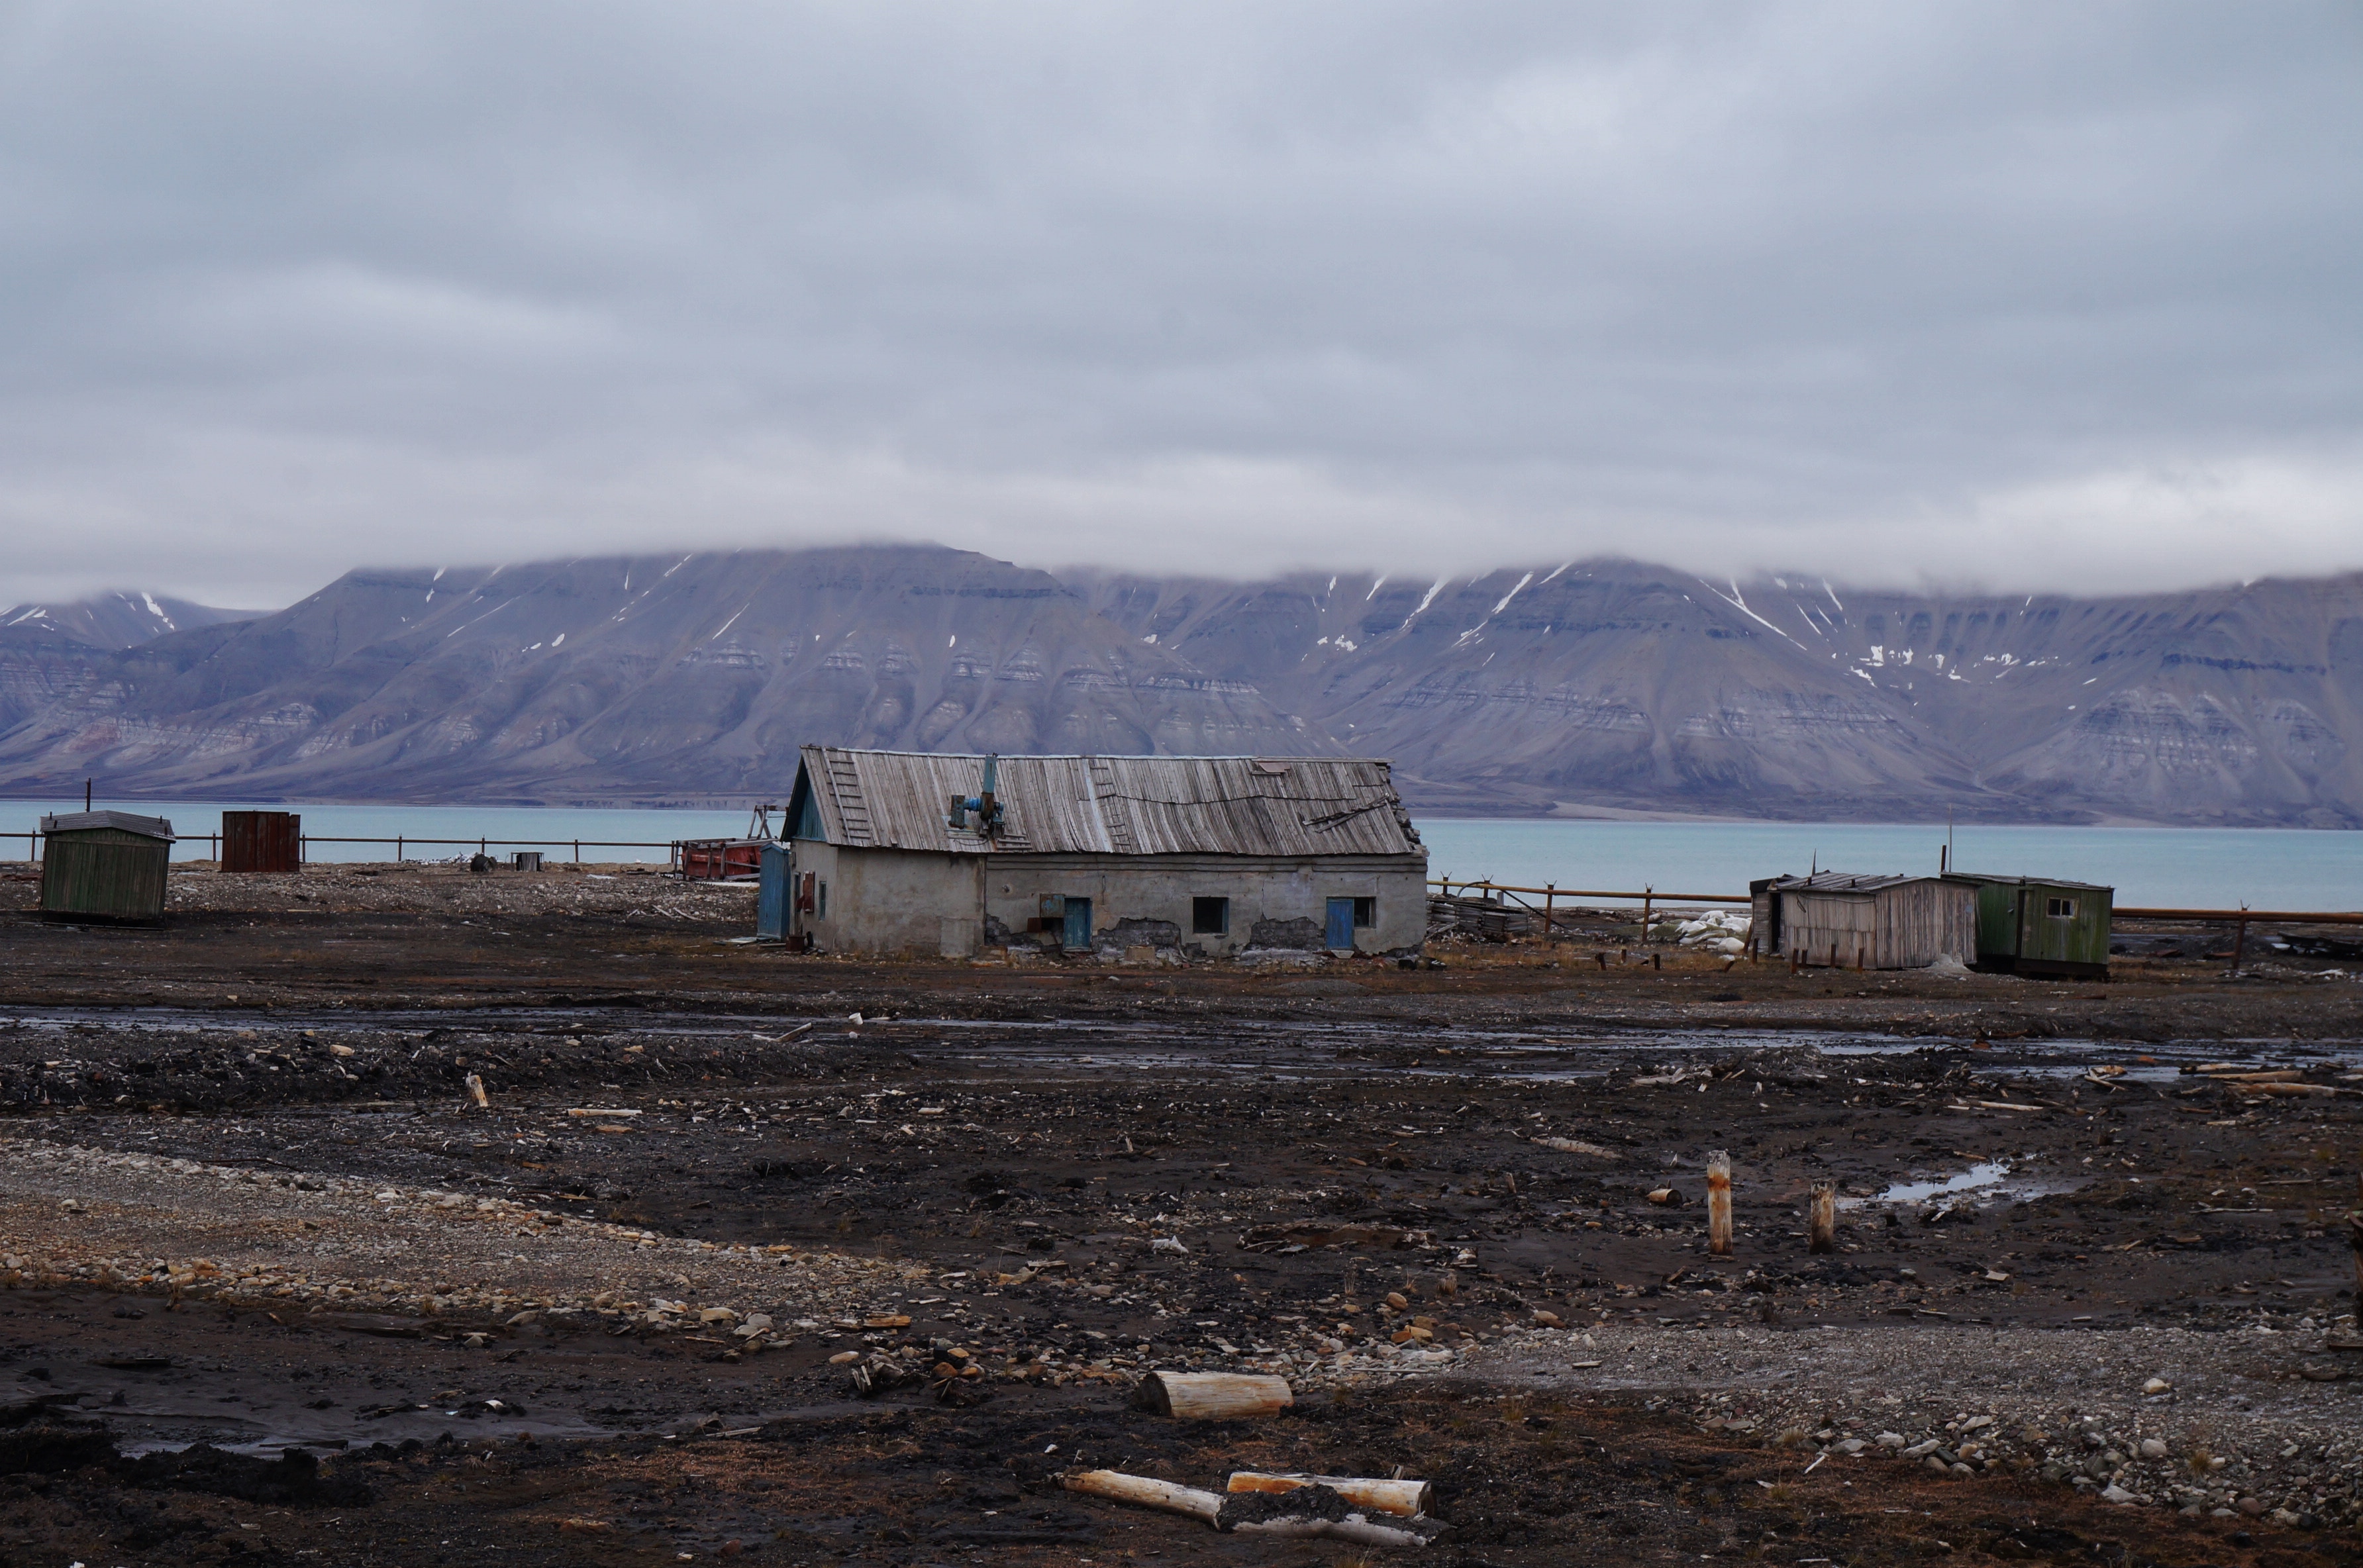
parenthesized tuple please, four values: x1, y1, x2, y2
(6, 797, 2358, 910)
(1414, 819, 2363, 911)
(1, 798, 752, 867)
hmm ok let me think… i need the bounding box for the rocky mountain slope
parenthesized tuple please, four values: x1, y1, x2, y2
(2, 591, 254, 649)
(0, 550, 1313, 805)
(1076, 565, 2363, 825)
(1, 548, 2357, 824)
(0, 591, 256, 735)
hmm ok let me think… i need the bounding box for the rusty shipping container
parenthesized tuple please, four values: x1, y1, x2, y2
(222, 810, 301, 873)
(39, 810, 176, 924)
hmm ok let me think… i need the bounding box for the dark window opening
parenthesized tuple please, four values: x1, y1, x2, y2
(2046, 896, 2077, 918)
(1352, 897, 1376, 928)
(817, 881, 828, 920)
(1191, 897, 1229, 936)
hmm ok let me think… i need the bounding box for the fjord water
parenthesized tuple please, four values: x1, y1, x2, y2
(9, 797, 2360, 909)
(1, 799, 754, 867)
(1415, 818, 2363, 910)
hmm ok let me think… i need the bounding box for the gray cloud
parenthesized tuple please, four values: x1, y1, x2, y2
(3, 1, 2358, 607)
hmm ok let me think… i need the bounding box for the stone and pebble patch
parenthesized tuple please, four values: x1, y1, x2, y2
(0, 1136, 921, 1339)
(152, 861, 758, 921)
(1463, 1317, 2363, 1532)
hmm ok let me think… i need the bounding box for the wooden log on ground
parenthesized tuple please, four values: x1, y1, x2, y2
(1230, 1512, 1448, 1547)
(2351, 1189, 2362, 1303)
(1060, 1469, 1225, 1524)
(2248, 1083, 2344, 1098)
(2350, 1178, 2361, 1302)
(1226, 1472, 1433, 1518)
(1133, 1371, 1293, 1420)
(1531, 1134, 1619, 1159)
(1706, 1150, 1733, 1257)
(1807, 1181, 1836, 1255)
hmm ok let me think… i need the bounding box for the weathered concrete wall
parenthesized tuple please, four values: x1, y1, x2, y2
(793, 844, 1427, 957)
(791, 840, 982, 957)
(980, 852, 1427, 957)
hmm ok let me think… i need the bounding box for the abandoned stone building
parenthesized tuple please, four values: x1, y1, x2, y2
(780, 746, 1429, 959)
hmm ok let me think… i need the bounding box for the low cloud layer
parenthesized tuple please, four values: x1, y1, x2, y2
(4, 2, 2358, 608)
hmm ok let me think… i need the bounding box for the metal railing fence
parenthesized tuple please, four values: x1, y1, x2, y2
(9, 829, 687, 866)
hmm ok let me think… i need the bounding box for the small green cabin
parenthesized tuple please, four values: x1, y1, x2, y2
(39, 810, 176, 924)
(1956, 873, 2113, 979)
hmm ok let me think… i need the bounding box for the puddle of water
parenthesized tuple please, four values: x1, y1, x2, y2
(1870, 1161, 2012, 1204)
(1846, 1161, 2087, 1210)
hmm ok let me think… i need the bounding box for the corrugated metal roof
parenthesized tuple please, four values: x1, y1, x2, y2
(1949, 871, 2113, 893)
(40, 810, 175, 840)
(1764, 871, 1943, 894)
(796, 747, 1423, 858)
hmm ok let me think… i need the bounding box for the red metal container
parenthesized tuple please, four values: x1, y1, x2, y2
(222, 810, 301, 873)
(677, 838, 766, 881)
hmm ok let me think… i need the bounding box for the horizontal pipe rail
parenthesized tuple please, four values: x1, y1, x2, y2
(9, 836, 2354, 922)
(294, 836, 678, 848)
(7, 829, 697, 862)
(2115, 907, 2363, 925)
(1429, 877, 1747, 904)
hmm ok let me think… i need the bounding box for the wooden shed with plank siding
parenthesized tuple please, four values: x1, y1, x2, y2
(1750, 871, 1976, 970)
(222, 810, 301, 874)
(38, 810, 176, 924)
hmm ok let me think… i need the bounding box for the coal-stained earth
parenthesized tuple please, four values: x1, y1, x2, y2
(1, 861, 2360, 1566)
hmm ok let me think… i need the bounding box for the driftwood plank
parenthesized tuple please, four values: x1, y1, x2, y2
(1133, 1371, 1293, 1420)
(1227, 1471, 1433, 1517)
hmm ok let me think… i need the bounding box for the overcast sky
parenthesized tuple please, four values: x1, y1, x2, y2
(4, 2, 2358, 609)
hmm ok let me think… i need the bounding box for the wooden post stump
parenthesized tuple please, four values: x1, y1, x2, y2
(1706, 1151, 1733, 1256)
(1807, 1182, 1836, 1254)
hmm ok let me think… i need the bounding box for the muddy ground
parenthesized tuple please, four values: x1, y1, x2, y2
(0, 861, 2359, 1567)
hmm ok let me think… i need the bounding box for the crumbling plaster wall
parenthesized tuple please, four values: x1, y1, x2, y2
(977, 852, 1427, 957)
(793, 843, 1426, 957)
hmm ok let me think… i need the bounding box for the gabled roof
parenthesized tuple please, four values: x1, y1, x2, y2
(40, 810, 176, 840)
(791, 748, 1423, 858)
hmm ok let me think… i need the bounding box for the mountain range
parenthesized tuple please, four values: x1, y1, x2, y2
(3, 547, 2359, 826)
(1, 592, 260, 738)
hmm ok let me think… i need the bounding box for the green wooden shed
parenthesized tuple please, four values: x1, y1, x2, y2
(1956, 873, 2113, 979)
(38, 810, 176, 924)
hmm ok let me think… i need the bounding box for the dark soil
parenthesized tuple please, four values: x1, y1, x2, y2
(1, 869, 2359, 1565)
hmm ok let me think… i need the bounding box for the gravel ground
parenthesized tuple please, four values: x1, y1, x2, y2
(0, 1136, 921, 1330)
(152, 863, 760, 920)
(1465, 1318, 2363, 1529)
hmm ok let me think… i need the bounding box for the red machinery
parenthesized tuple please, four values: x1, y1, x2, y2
(675, 803, 782, 882)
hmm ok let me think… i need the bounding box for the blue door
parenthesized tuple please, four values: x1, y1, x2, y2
(756, 844, 789, 940)
(1326, 897, 1355, 950)
(1062, 897, 1093, 950)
